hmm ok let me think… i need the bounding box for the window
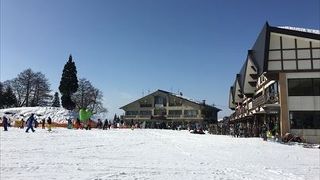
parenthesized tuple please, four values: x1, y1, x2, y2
(140, 111, 151, 115)
(288, 78, 320, 96)
(154, 109, 166, 116)
(154, 96, 167, 107)
(290, 111, 320, 129)
(126, 111, 138, 115)
(168, 110, 182, 115)
(184, 110, 198, 117)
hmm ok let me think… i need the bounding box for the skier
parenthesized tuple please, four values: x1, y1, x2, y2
(20, 118, 25, 129)
(47, 117, 52, 132)
(26, 114, 36, 133)
(96, 119, 102, 129)
(103, 119, 108, 130)
(261, 123, 267, 141)
(3, 116, 8, 131)
(108, 120, 111, 129)
(67, 118, 72, 129)
(42, 119, 45, 129)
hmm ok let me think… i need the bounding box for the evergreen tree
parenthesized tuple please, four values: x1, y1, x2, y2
(0, 84, 17, 108)
(59, 55, 78, 110)
(52, 92, 61, 107)
(0, 82, 4, 108)
(3, 86, 17, 108)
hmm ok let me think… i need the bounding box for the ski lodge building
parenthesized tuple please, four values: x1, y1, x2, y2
(228, 23, 320, 143)
(120, 89, 220, 129)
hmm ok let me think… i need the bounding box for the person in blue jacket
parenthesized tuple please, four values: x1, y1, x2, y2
(26, 113, 36, 133)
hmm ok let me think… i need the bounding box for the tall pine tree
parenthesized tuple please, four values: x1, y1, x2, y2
(0, 82, 4, 108)
(52, 92, 60, 107)
(59, 55, 78, 110)
(0, 84, 17, 108)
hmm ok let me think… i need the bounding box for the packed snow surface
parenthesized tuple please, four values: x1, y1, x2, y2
(1, 128, 319, 180)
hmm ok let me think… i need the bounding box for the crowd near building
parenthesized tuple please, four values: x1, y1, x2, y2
(228, 23, 320, 143)
(120, 89, 220, 129)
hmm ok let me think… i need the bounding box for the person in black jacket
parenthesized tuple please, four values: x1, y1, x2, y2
(47, 117, 52, 132)
(3, 116, 8, 131)
(103, 119, 108, 130)
(42, 119, 45, 129)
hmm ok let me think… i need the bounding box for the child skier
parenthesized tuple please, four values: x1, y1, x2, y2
(26, 114, 36, 133)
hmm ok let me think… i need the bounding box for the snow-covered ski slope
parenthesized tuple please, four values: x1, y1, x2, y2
(1, 128, 319, 180)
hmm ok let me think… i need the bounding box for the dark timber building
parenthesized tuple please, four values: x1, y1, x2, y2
(120, 89, 220, 129)
(228, 23, 320, 143)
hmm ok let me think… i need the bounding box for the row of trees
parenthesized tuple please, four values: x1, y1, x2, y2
(1, 69, 52, 107)
(0, 55, 107, 114)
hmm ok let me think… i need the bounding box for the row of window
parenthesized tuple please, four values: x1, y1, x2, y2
(126, 110, 199, 116)
(290, 111, 320, 129)
(288, 78, 320, 96)
(269, 49, 320, 60)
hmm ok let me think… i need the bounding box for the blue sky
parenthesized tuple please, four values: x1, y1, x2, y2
(1, 0, 319, 118)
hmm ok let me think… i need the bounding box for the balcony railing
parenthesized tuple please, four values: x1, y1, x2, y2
(252, 93, 279, 109)
(167, 115, 182, 118)
(124, 115, 151, 119)
(124, 114, 202, 119)
(169, 103, 182, 107)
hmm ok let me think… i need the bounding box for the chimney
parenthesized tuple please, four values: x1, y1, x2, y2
(202, 100, 206, 105)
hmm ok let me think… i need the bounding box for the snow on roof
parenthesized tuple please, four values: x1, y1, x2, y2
(171, 93, 203, 105)
(167, 91, 220, 110)
(277, 26, 320, 35)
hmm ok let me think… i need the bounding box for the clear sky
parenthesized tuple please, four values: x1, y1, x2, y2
(1, 0, 319, 119)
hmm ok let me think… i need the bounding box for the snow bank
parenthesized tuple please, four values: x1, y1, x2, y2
(0, 107, 73, 124)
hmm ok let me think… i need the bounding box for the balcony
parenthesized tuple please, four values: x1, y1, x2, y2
(124, 115, 151, 119)
(167, 115, 182, 118)
(124, 115, 138, 119)
(139, 115, 151, 119)
(252, 93, 279, 109)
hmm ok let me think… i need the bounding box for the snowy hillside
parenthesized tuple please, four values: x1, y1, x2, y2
(0, 107, 74, 124)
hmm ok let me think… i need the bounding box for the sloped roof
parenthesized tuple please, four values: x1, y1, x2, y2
(120, 89, 221, 111)
(250, 22, 320, 75)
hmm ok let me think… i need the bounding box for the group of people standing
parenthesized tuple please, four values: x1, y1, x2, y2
(1, 114, 53, 132)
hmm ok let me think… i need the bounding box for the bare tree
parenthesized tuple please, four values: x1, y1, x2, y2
(72, 78, 107, 114)
(30, 72, 52, 106)
(5, 69, 51, 107)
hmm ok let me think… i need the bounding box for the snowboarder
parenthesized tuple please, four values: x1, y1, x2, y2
(3, 116, 8, 131)
(47, 117, 52, 132)
(42, 119, 45, 129)
(26, 114, 36, 133)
